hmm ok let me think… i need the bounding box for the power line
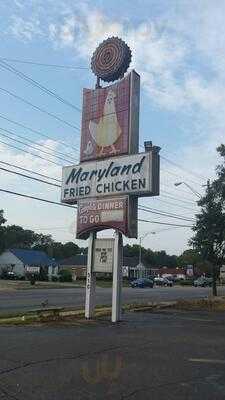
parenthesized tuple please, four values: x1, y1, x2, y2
(0, 163, 199, 219)
(161, 155, 207, 182)
(138, 218, 192, 227)
(0, 57, 88, 70)
(0, 127, 73, 164)
(0, 112, 78, 158)
(0, 187, 193, 228)
(0, 86, 80, 132)
(0, 59, 82, 113)
(0, 138, 61, 166)
(139, 204, 195, 222)
(161, 182, 198, 198)
(140, 144, 203, 189)
(153, 197, 197, 212)
(160, 191, 197, 205)
(0, 160, 61, 182)
(0, 188, 75, 209)
(139, 207, 195, 223)
(0, 166, 60, 188)
(161, 167, 201, 187)
(0, 137, 200, 205)
(0, 166, 196, 223)
(150, 226, 188, 234)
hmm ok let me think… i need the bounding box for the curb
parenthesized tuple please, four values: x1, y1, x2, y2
(0, 302, 176, 325)
(0, 297, 223, 325)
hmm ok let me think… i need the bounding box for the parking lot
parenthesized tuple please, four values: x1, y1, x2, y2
(0, 309, 225, 399)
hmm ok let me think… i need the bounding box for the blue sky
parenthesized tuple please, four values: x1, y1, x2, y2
(0, 0, 224, 255)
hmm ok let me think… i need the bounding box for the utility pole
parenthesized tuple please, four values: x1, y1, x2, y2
(207, 179, 217, 297)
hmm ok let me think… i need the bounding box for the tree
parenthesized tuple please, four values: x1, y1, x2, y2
(0, 210, 85, 259)
(0, 210, 6, 253)
(0, 219, 54, 254)
(0, 210, 6, 226)
(2, 225, 40, 249)
(123, 244, 178, 267)
(191, 145, 225, 296)
(178, 249, 202, 267)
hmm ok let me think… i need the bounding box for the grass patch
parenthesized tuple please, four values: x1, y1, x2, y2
(96, 280, 130, 288)
(0, 280, 85, 291)
(175, 297, 225, 311)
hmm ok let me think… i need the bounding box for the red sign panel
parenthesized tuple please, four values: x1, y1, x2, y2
(80, 71, 140, 162)
(76, 196, 137, 239)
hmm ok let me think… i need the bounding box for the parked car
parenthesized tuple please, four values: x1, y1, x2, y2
(154, 277, 173, 287)
(130, 278, 154, 288)
(6, 271, 17, 280)
(193, 277, 213, 287)
(163, 278, 173, 287)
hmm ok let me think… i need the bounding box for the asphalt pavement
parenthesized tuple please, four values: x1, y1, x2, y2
(0, 309, 225, 399)
(1, 285, 225, 314)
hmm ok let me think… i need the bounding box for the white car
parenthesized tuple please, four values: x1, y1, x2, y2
(154, 277, 173, 287)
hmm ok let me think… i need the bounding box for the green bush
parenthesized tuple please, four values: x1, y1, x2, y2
(38, 267, 49, 281)
(25, 273, 38, 285)
(59, 269, 72, 282)
(51, 275, 59, 282)
(95, 273, 112, 281)
(0, 268, 8, 279)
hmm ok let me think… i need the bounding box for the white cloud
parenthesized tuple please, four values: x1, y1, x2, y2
(9, 15, 43, 41)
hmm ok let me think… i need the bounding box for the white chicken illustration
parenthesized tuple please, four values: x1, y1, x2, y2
(88, 90, 122, 155)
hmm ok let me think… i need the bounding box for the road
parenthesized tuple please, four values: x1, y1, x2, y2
(1, 285, 225, 314)
(0, 309, 225, 399)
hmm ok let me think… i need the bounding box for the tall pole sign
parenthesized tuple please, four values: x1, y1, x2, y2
(61, 37, 160, 322)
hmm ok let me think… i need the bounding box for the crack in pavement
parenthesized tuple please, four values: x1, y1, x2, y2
(0, 384, 20, 400)
(0, 340, 154, 377)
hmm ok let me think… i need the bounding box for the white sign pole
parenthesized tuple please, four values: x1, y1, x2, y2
(85, 231, 96, 319)
(112, 230, 123, 323)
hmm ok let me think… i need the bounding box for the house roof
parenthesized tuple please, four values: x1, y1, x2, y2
(9, 249, 57, 267)
(151, 267, 186, 275)
(59, 254, 87, 266)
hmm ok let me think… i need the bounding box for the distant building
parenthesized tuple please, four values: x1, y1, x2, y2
(219, 265, 225, 282)
(59, 254, 151, 280)
(0, 248, 58, 279)
(150, 267, 186, 279)
(59, 255, 87, 281)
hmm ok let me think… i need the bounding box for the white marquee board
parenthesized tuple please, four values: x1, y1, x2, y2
(93, 238, 114, 273)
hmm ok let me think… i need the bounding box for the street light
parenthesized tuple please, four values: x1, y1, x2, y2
(138, 232, 156, 278)
(174, 181, 201, 198)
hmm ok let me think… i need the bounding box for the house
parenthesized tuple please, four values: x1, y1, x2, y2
(0, 249, 58, 279)
(150, 267, 186, 279)
(59, 255, 87, 281)
(59, 254, 151, 280)
(219, 265, 225, 283)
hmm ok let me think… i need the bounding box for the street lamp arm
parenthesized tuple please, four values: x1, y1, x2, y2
(174, 181, 201, 198)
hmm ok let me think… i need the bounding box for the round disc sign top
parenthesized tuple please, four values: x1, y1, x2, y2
(91, 37, 132, 82)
